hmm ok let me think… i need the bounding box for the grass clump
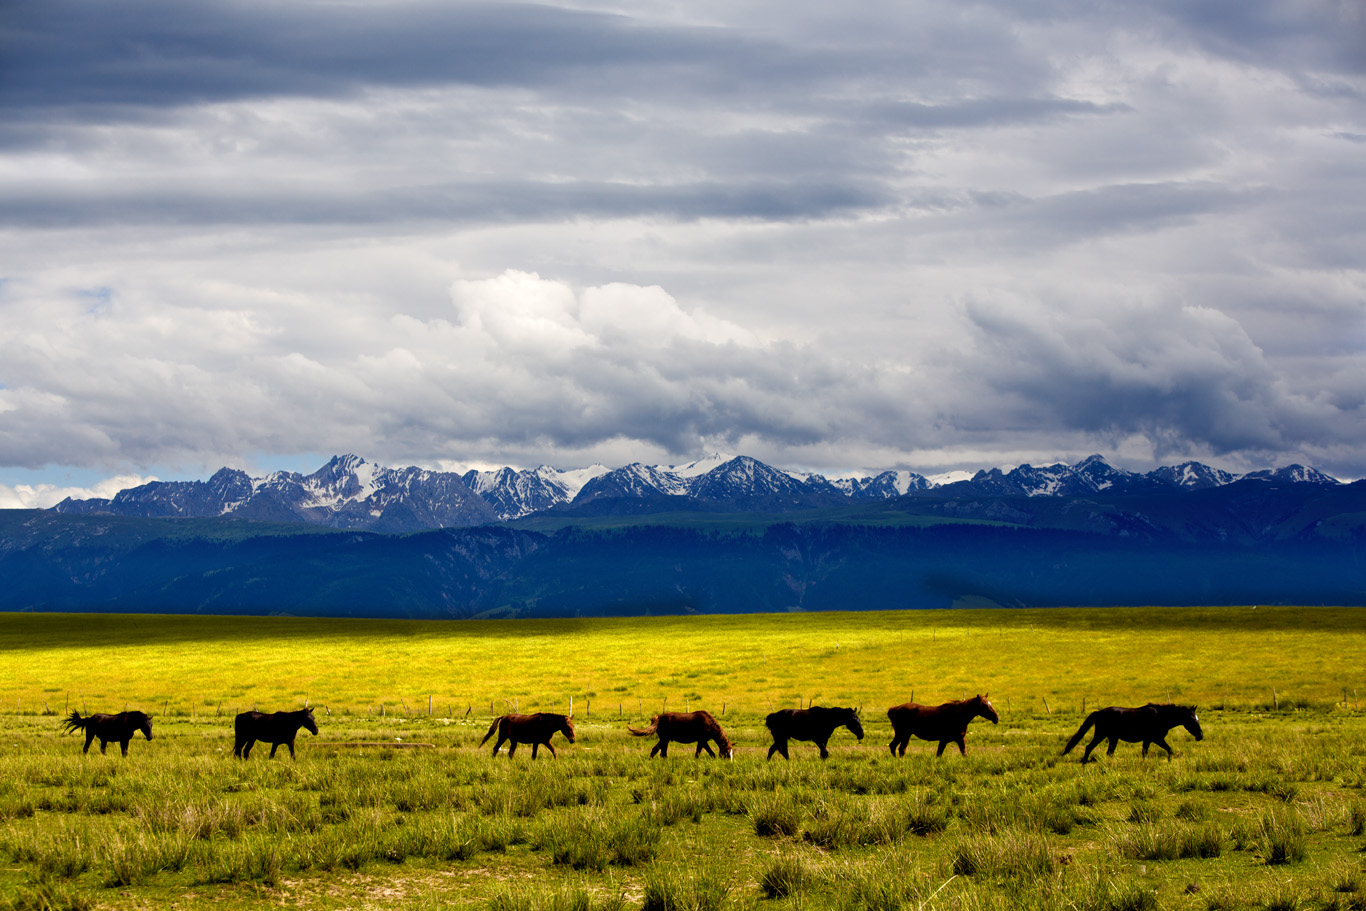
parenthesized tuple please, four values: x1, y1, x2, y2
(1259, 808, 1309, 866)
(949, 830, 1057, 880)
(758, 852, 814, 899)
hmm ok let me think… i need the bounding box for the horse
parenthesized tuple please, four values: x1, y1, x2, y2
(887, 694, 999, 757)
(61, 710, 153, 756)
(480, 713, 575, 758)
(764, 706, 864, 760)
(1063, 703, 1203, 763)
(628, 711, 733, 759)
(234, 707, 319, 760)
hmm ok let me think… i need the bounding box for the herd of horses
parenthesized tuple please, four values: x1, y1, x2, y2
(62, 697, 1204, 765)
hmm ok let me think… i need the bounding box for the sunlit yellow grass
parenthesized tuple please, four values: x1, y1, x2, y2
(1, 606, 1362, 720)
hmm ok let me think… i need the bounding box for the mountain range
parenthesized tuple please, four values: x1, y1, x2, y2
(49, 453, 1342, 533)
(5, 452, 1363, 617)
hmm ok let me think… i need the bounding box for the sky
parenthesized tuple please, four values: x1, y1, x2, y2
(2, 0, 1364, 507)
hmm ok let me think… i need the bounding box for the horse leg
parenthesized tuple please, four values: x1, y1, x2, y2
(120, 739, 130, 757)
(888, 735, 897, 757)
(1106, 737, 1118, 756)
(531, 742, 540, 759)
(1080, 732, 1101, 763)
(1141, 741, 1151, 758)
(955, 736, 966, 756)
(508, 741, 518, 757)
(698, 742, 715, 758)
(98, 738, 109, 755)
(243, 740, 255, 759)
(233, 738, 244, 759)
(544, 740, 558, 758)
(269, 743, 280, 759)
(491, 734, 506, 757)
(288, 740, 297, 760)
(1155, 738, 1173, 760)
(817, 738, 830, 760)
(936, 740, 947, 757)
(83, 731, 95, 754)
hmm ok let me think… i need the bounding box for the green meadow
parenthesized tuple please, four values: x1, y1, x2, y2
(2, 607, 1362, 718)
(1, 606, 1364, 911)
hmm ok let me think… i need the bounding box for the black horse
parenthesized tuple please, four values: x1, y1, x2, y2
(480, 713, 576, 758)
(765, 706, 864, 760)
(62, 710, 153, 756)
(234, 707, 319, 760)
(1063, 703, 1203, 763)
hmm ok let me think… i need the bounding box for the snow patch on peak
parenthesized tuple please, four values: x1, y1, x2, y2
(926, 470, 973, 487)
(543, 464, 610, 499)
(664, 453, 734, 479)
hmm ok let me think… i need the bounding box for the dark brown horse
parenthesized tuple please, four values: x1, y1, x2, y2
(765, 706, 864, 760)
(62, 710, 153, 756)
(1064, 703, 1203, 763)
(887, 694, 999, 757)
(234, 707, 318, 760)
(628, 711, 733, 759)
(480, 713, 575, 758)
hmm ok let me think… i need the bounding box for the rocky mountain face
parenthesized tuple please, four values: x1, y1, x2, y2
(49, 452, 1341, 533)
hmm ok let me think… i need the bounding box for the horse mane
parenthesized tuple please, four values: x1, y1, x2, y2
(701, 714, 733, 754)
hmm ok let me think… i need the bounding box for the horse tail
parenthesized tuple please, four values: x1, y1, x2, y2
(480, 716, 504, 746)
(1063, 711, 1100, 755)
(627, 716, 659, 737)
(61, 710, 86, 734)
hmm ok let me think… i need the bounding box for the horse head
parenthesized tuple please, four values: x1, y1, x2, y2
(560, 715, 577, 743)
(845, 707, 865, 740)
(976, 694, 1000, 724)
(137, 712, 154, 740)
(1181, 705, 1203, 741)
(301, 707, 319, 736)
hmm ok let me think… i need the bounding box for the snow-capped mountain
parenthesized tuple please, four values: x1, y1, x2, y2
(55, 456, 497, 531)
(48, 452, 1341, 532)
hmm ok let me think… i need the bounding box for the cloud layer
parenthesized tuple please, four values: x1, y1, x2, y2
(1, 0, 1364, 495)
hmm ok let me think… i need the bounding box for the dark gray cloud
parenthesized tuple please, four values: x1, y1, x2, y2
(0, 1, 741, 111)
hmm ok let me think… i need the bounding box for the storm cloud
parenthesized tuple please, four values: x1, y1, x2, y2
(1, 0, 1364, 503)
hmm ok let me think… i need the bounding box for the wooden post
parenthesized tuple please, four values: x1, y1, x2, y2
(1042, 696, 1051, 715)
(1272, 689, 1278, 711)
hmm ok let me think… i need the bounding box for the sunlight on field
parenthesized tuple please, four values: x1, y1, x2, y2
(0, 606, 1362, 720)
(3, 607, 1366, 911)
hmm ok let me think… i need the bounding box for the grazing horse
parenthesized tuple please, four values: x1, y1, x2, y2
(887, 694, 999, 757)
(234, 707, 319, 760)
(62, 710, 153, 757)
(765, 706, 864, 760)
(1064, 703, 1203, 763)
(628, 711, 734, 759)
(480, 713, 575, 758)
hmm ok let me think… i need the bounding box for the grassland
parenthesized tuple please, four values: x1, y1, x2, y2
(0, 607, 1364, 910)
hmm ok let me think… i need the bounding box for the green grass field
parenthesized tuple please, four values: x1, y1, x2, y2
(1, 607, 1364, 910)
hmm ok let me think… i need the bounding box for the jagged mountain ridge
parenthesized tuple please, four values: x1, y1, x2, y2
(50, 452, 1341, 533)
